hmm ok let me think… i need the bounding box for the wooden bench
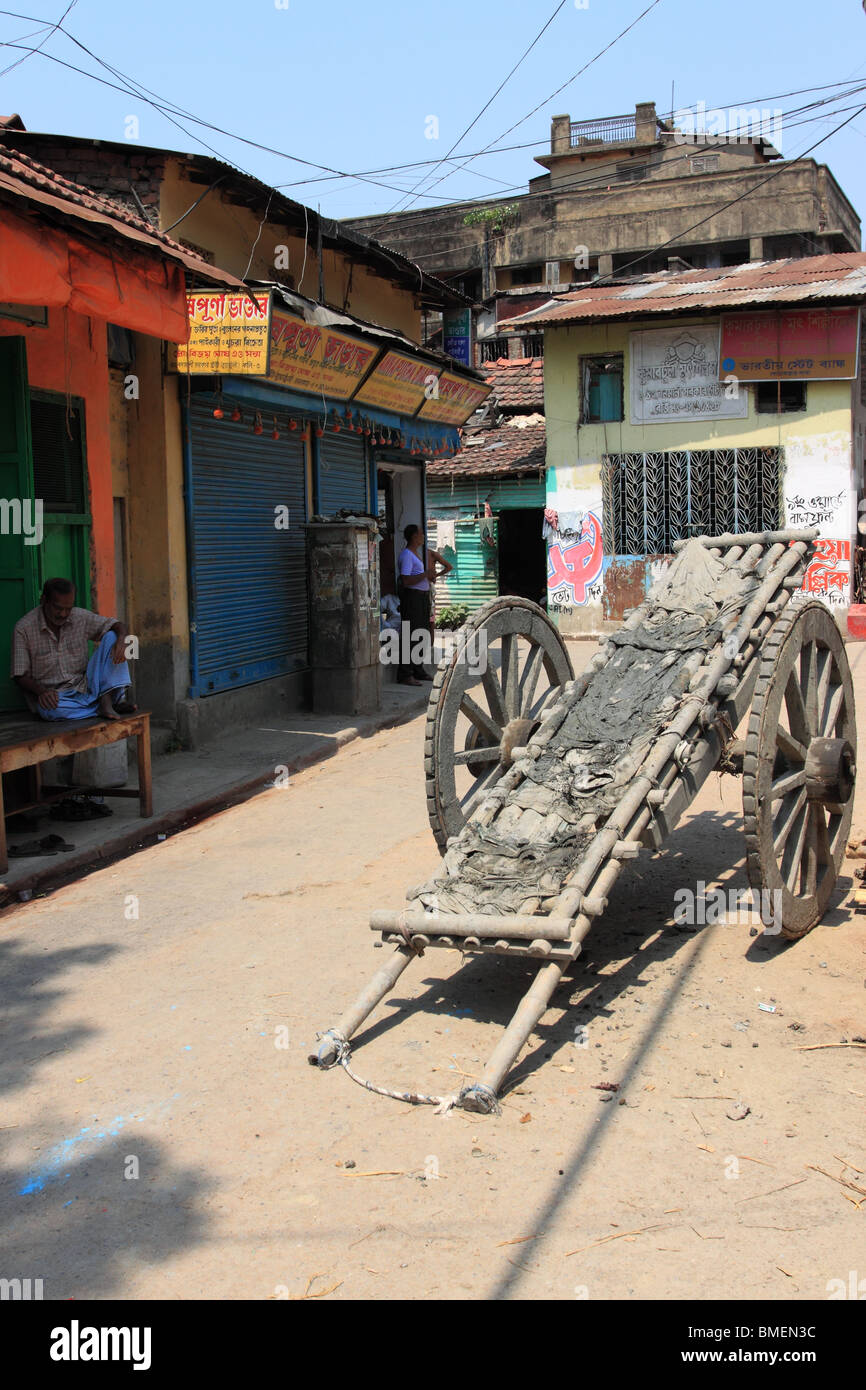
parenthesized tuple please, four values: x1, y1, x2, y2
(0, 711, 152, 873)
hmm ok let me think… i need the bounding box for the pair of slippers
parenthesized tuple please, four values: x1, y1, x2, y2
(51, 798, 113, 822)
(9, 833, 75, 858)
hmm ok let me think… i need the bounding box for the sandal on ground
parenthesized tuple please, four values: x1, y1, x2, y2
(50, 799, 90, 822)
(9, 840, 58, 857)
(39, 834, 75, 852)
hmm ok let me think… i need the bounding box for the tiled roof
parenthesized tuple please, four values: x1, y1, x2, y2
(482, 356, 544, 410)
(500, 253, 866, 328)
(1, 128, 469, 309)
(427, 418, 545, 479)
(0, 145, 243, 285)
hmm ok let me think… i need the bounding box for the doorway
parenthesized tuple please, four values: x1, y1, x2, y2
(497, 507, 546, 606)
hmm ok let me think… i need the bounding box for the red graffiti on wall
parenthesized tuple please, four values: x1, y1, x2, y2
(547, 511, 603, 605)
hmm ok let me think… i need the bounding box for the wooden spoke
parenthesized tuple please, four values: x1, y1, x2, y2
(425, 596, 573, 853)
(800, 640, 819, 734)
(460, 694, 502, 745)
(776, 726, 808, 765)
(773, 785, 807, 856)
(453, 744, 501, 766)
(782, 800, 810, 892)
(814, 803, 833, 870)
(519, 643, 546, 719)
(480, 664, 508, 731)
(784, 671, 810, 743)
(823, 682, 845, 736)
(816, 648, 833, 725)
(501, 632, 521, 721)
(802, 805, 819, 897)
(744, 601, 855, 939)
(771, 767, 806, 800)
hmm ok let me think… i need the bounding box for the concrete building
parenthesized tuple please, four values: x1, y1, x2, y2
(0, 122, 487, 741)
(0, 138, 236, 718)
(345, 101, 861, 365)
(501, 253, 866, 637)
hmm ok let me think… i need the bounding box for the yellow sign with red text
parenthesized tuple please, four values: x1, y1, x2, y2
(267, 309, 378, 399)
(174, 291, 271, 374)
(417, 369, 492, 424)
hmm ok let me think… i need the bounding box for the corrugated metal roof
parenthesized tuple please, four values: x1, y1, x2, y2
(0, 145, 242, 286)
(500, 253, 866, 327)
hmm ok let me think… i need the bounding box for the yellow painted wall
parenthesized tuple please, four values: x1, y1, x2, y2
(159, 161, 421, 341)
(543, 313, 856, 636)
(544, 314, 853, 468)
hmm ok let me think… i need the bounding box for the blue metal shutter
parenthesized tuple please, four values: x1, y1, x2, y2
(187, 398, 308, 695)
(318, 431, 368, 513)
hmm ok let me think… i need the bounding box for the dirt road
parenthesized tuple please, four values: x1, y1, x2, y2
(2, 653, 865, 1301)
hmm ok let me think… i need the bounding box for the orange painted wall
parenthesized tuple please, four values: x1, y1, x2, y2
(0, 308, 115, 614)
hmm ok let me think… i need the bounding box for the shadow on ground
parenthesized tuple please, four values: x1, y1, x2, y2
(0, 931, 213, 1298)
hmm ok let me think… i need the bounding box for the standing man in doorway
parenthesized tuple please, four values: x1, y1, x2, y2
(397, 524, 451, 686)
(12, 577, 135, 721)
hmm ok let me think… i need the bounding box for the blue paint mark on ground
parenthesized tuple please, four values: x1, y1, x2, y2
(18, 1104, 169, 1196)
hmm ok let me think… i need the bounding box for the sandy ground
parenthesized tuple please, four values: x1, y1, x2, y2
(1, 645, 865, 1302)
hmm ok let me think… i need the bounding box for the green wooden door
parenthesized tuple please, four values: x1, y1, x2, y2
(0, 337, 37, 711)
(29, 389, 91, 610)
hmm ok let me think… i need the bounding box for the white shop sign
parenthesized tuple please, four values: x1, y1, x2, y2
(630, 325, 747, 424)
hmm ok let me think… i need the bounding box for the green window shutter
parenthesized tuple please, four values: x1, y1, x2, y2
(0, 337, 37, 711)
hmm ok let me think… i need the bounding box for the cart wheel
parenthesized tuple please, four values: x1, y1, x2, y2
(425, 596, 574, 853)
(743, 601, 856, 939)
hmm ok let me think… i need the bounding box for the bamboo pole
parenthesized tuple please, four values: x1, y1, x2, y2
(672, 529, 817, 551)
(309, 946, 417, 1067)
(370, 909, 574, 941)
(464, 960, 568, 1111)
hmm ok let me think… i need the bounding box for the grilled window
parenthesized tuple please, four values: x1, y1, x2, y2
(479, 337, 510, 363)
(601, 448, 782, 556)
(29, 392, 87, 514)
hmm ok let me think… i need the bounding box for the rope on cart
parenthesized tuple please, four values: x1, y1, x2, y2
(317, 1029, 501, 1114)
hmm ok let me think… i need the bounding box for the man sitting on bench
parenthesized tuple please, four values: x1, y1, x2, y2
(11, 577, 135, 723)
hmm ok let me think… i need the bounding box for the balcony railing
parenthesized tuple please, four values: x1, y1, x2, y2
(570, 114, 636, 145)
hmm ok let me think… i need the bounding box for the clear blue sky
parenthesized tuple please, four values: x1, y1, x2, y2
(1, 0, 865, 236)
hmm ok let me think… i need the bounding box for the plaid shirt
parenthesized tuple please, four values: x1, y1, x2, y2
(11, 605, 116, 708)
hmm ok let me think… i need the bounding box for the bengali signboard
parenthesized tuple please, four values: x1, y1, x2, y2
(174, 291, 271, 375)
(267, 309, 378, 399)
(443, 308, 472, 366)
(417, 370, 492, 425)
(719, 308, 860, 382)
(630, 325, 747, 423)
(354, 350, 438, 414)
(784, 439, 854, 611)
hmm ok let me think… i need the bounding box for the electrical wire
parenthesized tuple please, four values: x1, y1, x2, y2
(578, 98, 866, 287)
(386, 0, 570, 215)
(386, 0, 665, 223)
(340, 88, 866, 270)
(0, 20, 473, 202)
(0, 0, 75, 77)
(1, 8, 862, 221)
